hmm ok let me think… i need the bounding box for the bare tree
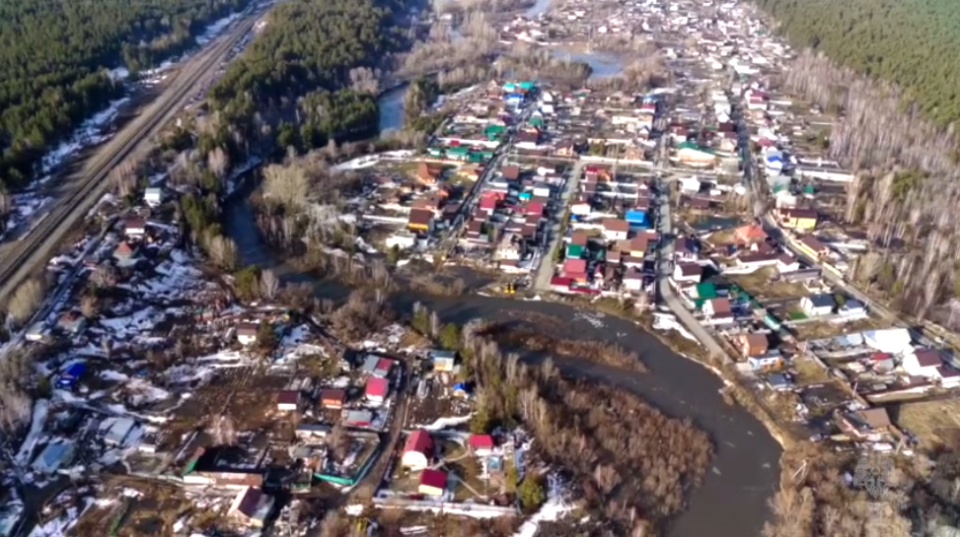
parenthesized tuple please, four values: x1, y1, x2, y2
(260, 269, 280, 300)
(348, 67, 380, 94)
(205, 235, 238, 270)
(263, 163, 312, 210)
(6, 278, 45, 326)
(208, 147, 230, 181)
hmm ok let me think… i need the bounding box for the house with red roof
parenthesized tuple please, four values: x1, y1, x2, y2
(365, 377, 389, 404)
(401, 430, 434, 469)
(418, 468, 447, 497)
(468, 434, 495, 457)
(563, 258, 588, 282)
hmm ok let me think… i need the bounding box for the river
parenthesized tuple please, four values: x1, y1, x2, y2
(224, 182, 781, 536)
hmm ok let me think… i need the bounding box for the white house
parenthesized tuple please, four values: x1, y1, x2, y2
(678, 177, 702, 193)
(236, 323, 259, 346)
(673, 262, 702, 283)
(800, 294, 834, 316)
(622, 270, 645, 292)
(602, 219, 629, 241)
(144, 187, 163, 207)
(402, 430, 433, 470)
(901, 349, 942, 379)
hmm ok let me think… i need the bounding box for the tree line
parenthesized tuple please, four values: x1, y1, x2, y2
(0, 0, 250, 188)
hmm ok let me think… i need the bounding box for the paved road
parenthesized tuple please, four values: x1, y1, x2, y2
(532, 159, 585, 291)
(0, 6, 264, 306)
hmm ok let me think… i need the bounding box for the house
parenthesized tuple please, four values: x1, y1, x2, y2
(702, 297, 733, 321)
(430, 350, 457, 372)
(57, 362, 86, 390)
(622, 270, 645, 292)
(902, 348, 943, 379)
(402, 430, 434, 469)
(144, 187, 163, 207)
(319, 388, 346, 409)
(840, 298, 867, 317)
(777, 254, 800, 273)
(416, 162, 443, 185)
(673, 262, 702, 283)
(342, 410, 374, 428)
(676, 142, 718, 167)
(113, 241, 138, 262)
(735, 223, 767, 245)
(57, 311, 85, 334)
(501, 165, 521, 181)
(365, 377, 389, 404)
(779, 208, 818, 230)
(738, 333, 769, 358)
(408, 209, 434, 232)
(555, 140, 576, 157)
(468, 434, 495, 457)
(800, 294, 835, 316)
(748, 350, 783, 371)
(797, 235, 830, 258)
(839, 408, 891, 440)
(938, 366, 960, 388)
(277, 390, 301, 411)
(563, 258, 588, 281)
(228, 487, 275, 528)
(124, 218, 147, 238)
(419, 468, 447, 497)
(674, 237, 699, 261)
(602, 219, 630, 241)
(765, 373, 793, 391)
(736, 252, 781, 270)
(362, 355, 393, 377)
(236, 323, 259, 346)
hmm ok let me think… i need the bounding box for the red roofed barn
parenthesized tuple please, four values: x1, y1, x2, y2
(402, 430, 434, 469)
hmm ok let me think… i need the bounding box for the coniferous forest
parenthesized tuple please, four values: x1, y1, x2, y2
(755, 0, 960, 129)
(207, 0, 407, 154)
(0, 0, 249, 189)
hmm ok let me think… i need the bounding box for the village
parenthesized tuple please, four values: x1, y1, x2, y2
(2, 0, 960, 535)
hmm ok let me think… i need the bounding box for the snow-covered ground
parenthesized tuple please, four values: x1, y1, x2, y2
(513, 475, 574, 537)
(332, 150, 416, 172)
(196, 12, 242, 45)
(40, 98, 130, 177)
(15, 399, 50, 466)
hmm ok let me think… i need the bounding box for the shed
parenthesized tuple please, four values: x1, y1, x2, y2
(430, 350, 456, 372)
(418, 468, 447, 497)
(342, 410, 374, 428)
(57, 362, 86, 390)
(566, 244, 584, 258)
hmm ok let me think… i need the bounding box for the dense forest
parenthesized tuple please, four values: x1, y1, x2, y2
(0, 0, 250, 188)
(755, 0, 960, 128)
(207, 0, 405, 154)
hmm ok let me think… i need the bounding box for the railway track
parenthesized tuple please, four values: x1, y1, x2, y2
(0, 11, 259, 304)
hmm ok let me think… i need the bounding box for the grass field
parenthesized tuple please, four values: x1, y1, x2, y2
(896, 399, 960, 451)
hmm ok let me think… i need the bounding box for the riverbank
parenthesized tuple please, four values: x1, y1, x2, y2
(223, 184, 781, 537)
